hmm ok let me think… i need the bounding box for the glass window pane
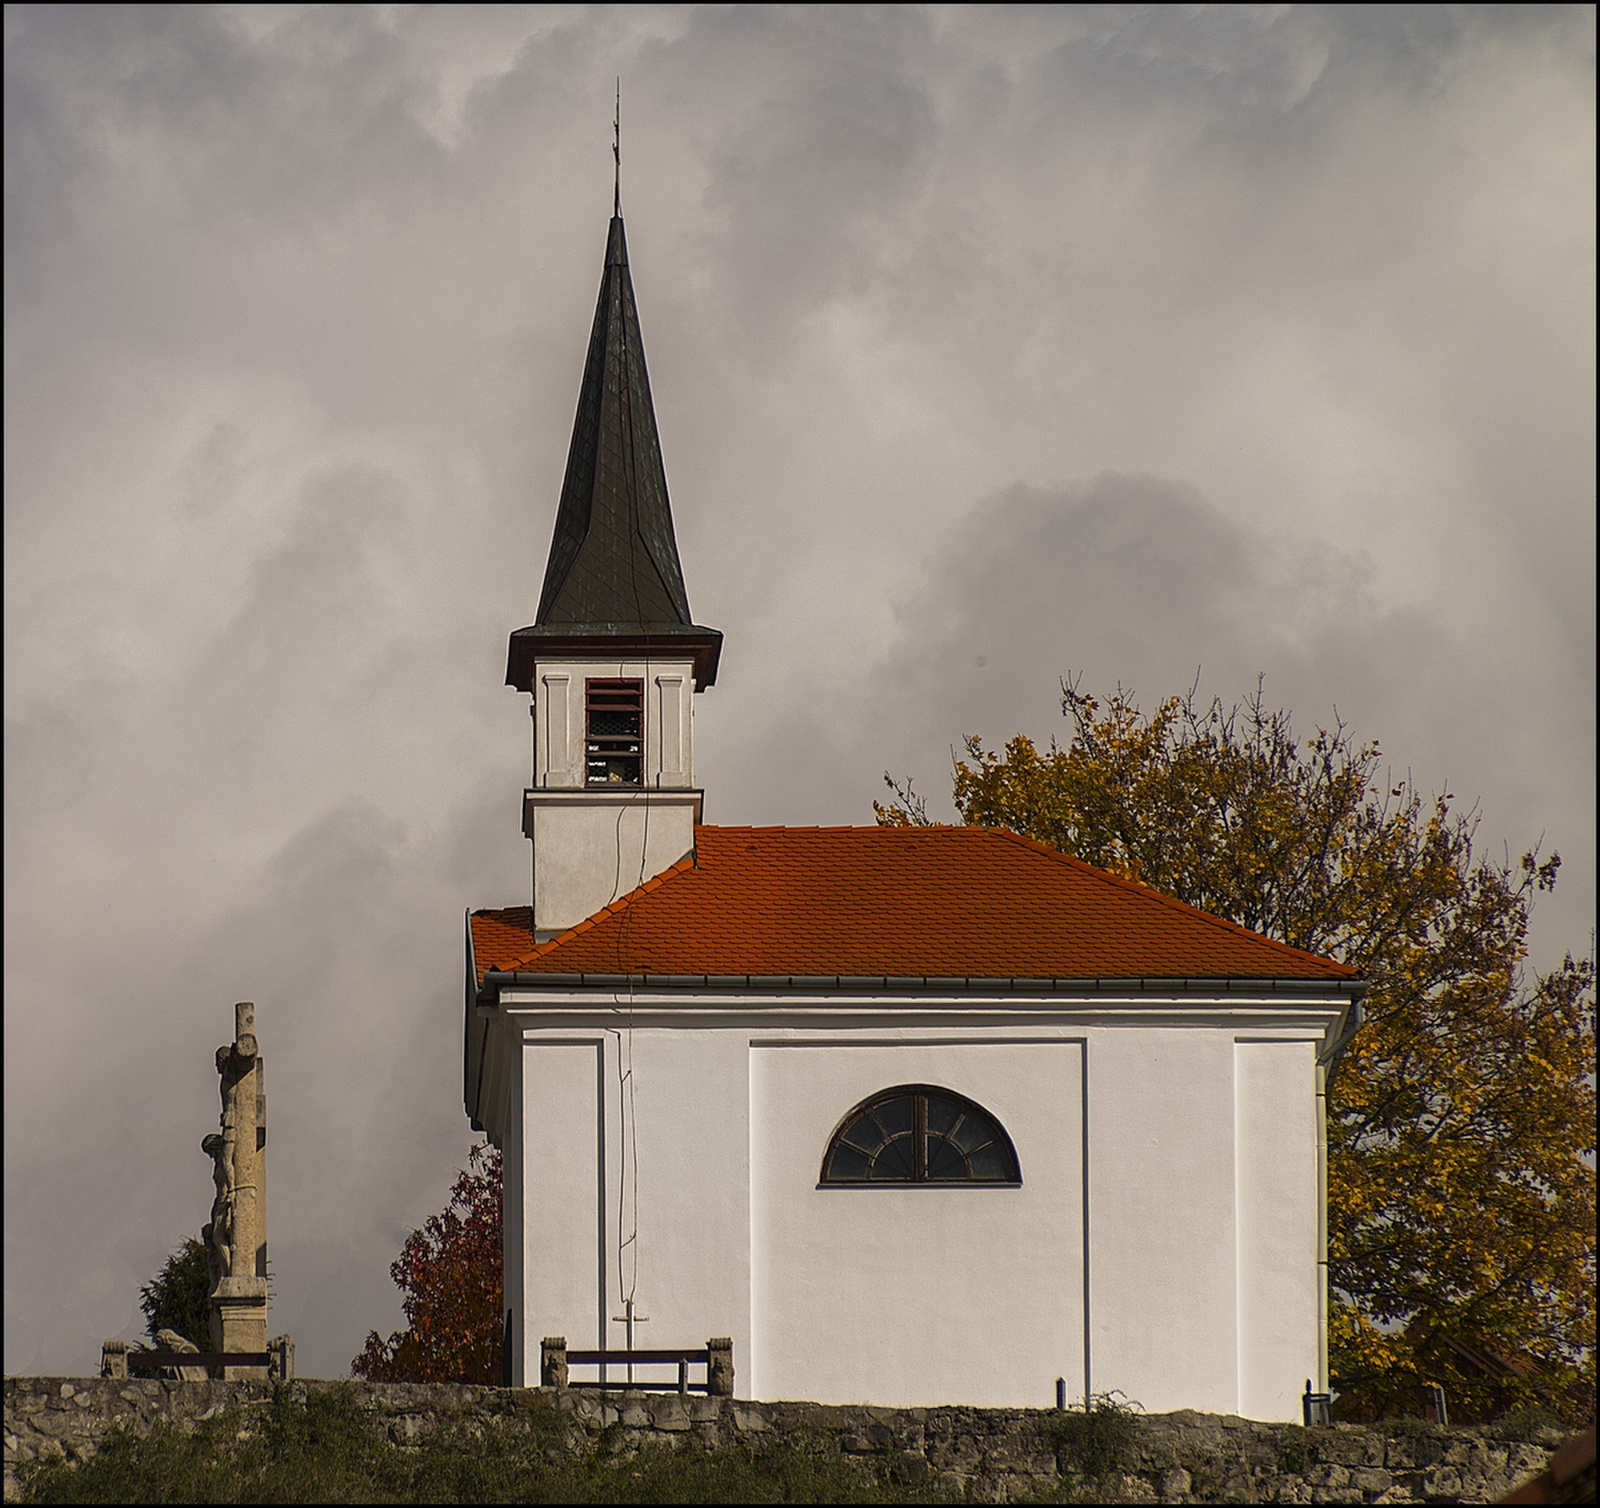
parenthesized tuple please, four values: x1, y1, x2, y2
(826, 1143, 870, 1181)
(926, 1096, 961, 1136)
(925, 1134, 968, 1180)
(968, 1142, 1015, 1181)
(870, 1133, 917, 1179)
(843, 1121, 887, 1156)
(872, 1095, 914, 1136)
(951, 1109, 1001, 1153)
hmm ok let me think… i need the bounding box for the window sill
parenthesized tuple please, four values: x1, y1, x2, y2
(815, 1181, 1023, 1190)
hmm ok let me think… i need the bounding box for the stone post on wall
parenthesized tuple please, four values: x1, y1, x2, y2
(707, 1337, 734, 1397)
(540, 1337, 568, 1389)
(268, 1335, 295, 1382)
(204, 1001, 269, 1379)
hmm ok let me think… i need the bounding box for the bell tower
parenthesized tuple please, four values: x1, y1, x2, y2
(506, 206, 721, 939)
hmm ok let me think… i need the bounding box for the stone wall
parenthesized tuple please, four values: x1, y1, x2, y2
(4, 1375, 1563, 1504)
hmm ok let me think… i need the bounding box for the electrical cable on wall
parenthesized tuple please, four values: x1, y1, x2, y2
(537, 701, 544, 928)
(605, 77, 656, 1371)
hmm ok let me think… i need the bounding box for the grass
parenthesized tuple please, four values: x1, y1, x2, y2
(1372, 1417, 1449, 1440)
(1274, 1434, 1311, 1475)
(18, 1385, 963, 1505)
(21, 1381, 1560, 1505)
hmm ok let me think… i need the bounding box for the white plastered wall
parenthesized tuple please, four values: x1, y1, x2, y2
(491, 997, 1333, 1417)
(531, 658, 695, 790)
(524, 656, 700, 933)
(507, 1023, 753, 1388)
(750, 1034, 1084, 1407)
(525, 796, 699, 933)
(1086, 1027, 1240, 1413)
(1235, 1039, 1319, 1420)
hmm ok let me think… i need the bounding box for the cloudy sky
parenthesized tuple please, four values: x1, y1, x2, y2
(5, 5, 1594, 1380)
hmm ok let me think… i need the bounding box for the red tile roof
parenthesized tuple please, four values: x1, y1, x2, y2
(469, 826, 1358, 985)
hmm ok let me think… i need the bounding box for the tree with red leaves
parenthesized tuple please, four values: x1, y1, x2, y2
(351, 1141, 503, 1383)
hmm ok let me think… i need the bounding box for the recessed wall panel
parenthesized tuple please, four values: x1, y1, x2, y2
(1088, 1029, 1238, 1414)
(751, 1038, 1083, 1408)
(523, 1040, 605, 1355)
(1235, 1039, 1319, 1421)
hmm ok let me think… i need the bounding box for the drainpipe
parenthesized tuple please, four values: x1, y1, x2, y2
(1316, 992, 1367, 1395)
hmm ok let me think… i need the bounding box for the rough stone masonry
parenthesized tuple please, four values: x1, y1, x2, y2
(3, 1376, 1565, 1504)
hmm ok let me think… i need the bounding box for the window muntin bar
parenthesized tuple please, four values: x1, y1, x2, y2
(821, 1085, 1020, 1185)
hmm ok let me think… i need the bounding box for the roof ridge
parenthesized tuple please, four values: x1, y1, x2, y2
(696, 823, 971, 836)
(981, 828, 1356, 976)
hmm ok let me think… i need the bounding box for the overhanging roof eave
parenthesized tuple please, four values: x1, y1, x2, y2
(479, 970, 1366, 998)
(505, 624, 723, 690)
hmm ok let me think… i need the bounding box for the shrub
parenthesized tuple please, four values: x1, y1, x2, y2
(1035, 1392, 1142, 1484)
(136, 1236, 211, 1351)
(1492, 1405, 1567, 1445)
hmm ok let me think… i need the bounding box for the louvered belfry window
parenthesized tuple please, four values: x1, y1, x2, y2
(586, 678, 644, 786)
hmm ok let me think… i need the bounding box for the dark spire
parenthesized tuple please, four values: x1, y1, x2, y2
(533, 212, 693, 628)
(507, 207, 722, 691)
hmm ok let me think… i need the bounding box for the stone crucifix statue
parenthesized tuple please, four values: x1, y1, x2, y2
(200, 1130, 233, 1289)
(202, 1001, 268, 1377)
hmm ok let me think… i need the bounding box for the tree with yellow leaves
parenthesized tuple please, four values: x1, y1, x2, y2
(879, 678, 1594, 1424)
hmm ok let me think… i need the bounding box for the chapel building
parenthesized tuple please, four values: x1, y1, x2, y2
(464, 202, 1365, 1419)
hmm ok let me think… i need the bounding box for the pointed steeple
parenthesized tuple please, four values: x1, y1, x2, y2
(507, 213, 722, 691)
(536, 214, 693, 629)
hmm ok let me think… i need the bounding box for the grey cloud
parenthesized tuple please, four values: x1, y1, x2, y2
(702, 14, 940, 331)
(728, 473, 1358, 822)
(181, 796, 517, 1377)
(6, 793, 481, 1379)
(4, 703, 96, 815)
(179, 421, 250, 520)
(51, 5, 441, 234)
(202, 462, 410, 685)
(731, 472, 1591, 972)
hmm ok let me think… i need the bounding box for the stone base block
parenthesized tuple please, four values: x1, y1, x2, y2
(211, 1277, 268, 1380)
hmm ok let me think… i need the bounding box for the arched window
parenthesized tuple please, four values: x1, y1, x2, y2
(821, 1085, 1020, 1185)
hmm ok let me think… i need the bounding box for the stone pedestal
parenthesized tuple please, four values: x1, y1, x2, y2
(213, 1276, 269, 1379)
(707, 1337, 734, 1397)
(541, 1336, 568, 1388)
(269, 1335, 295, 1382)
